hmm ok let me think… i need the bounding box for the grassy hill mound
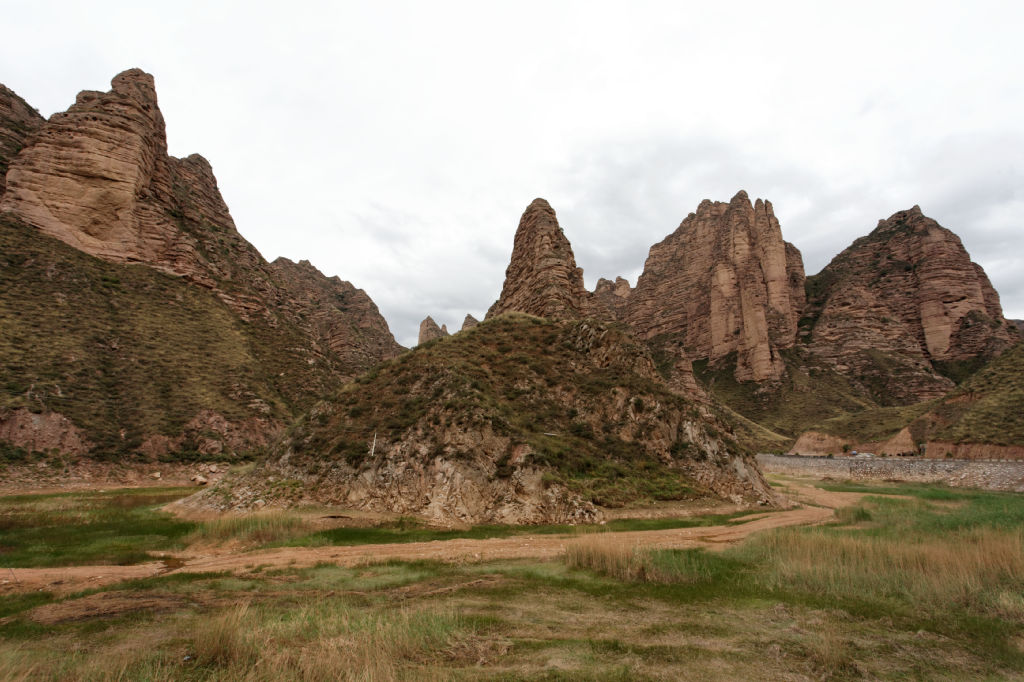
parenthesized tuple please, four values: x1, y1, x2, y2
(0, 216, 347, 462)
(203, 314, 773, 524)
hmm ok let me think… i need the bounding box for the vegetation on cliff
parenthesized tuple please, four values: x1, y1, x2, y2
(241, 313, 769, 518)
(0, 215, 346, 460)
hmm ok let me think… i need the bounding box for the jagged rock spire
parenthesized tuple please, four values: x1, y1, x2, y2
(487, 198, 600, 321)
(418, 316, 449, 345)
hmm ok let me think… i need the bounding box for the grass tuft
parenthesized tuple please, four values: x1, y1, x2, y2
(186, 512, 312, 546)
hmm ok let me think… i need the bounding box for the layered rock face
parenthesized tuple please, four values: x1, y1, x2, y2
(627, 191, 806, 382)
(593, 276, 632, 318)
(418, 316, 449, 345)
(486, 199, 604, 321)
(266, 258, 403, 369)
(0, 71, 402, 461)
(0, 84, 45, 198)
(806, 206, 1015, 400)
(803, 281, 954, 402)
(3, 70, 210, 274)
(0, 71, 401, 382)
(461, 314, 479, 331)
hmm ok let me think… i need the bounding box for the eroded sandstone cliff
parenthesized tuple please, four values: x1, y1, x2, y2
(486, 198, 606, 321)
(418, 316, 449, 345)
(0, 71, 401, 461)
(627, 191, 806, 382)
(0, 70, 401, 381)
(593, 276, 632, 318)
(804, 206, 1016, 402)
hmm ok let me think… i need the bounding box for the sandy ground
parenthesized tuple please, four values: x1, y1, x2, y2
(1, 478, 851, 596)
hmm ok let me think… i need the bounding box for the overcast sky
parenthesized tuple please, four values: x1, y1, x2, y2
(3, 1, 1022, 346)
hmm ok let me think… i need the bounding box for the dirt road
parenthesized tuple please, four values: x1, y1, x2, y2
(2, 478, 845, 595)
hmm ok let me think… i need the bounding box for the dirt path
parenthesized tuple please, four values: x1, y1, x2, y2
(2, 479, 846, 595)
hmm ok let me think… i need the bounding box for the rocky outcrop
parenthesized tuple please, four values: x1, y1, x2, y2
(0, 72, 273, 295)
(0, 408, 91, 456)
(0, 71, 401, 383)
(418, 316, 449, 345)
(593, 276, 632, 318)
(627, 191, 806, 382)
(487, 199, 605, 321)
(0, 71, 403, 462)
(2, 70, 211, 275)
(197, 315, 776, 524)
(805, 206, 1015, 400)
(803, 282, 954, 402)
(0, 84, 45, 199)
(789, 428, 918, 457)
(267, 258, 403, 370)
(461, 314, 479, 331)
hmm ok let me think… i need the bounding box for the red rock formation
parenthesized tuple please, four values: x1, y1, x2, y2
(627, 191, 806, 382)
(267, 258, 403, 369)
(418, 316, 449, 345)
(487, 199, 606, 321)
(788, 428, 918, 457)
(461, 314, 479, 331)
(0, 84, 45, 199)
(593, 276, 632, 318)
(0, 70, 401, 379)
(0, 408, 91, 456)
(806, 207, 1016, 396)
(805, 282, 954, 402)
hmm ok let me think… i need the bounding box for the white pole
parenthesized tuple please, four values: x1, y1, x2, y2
(370, 431, 377, 457)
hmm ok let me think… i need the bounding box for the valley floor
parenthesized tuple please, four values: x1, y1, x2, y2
(1, 477, 1022, 680)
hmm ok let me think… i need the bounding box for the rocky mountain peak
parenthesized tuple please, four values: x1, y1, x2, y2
(0, 70, 402, 440)
(111, 67, 158, 95)
(486, 198, 601, 321)
(461, 314, 480, 331)
(626, 191, 806, 382)
(593, 276, 632, 318)
(0, 68, 200, 271)
(807, 206, 1016, 392)
(418, 316, 449, 345)
(729, 189, 750, 205)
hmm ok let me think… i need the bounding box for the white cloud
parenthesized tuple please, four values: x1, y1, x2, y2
(2, 0, 1022, 346)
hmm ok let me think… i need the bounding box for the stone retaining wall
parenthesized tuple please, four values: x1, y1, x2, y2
(757, 454, 1024, 493)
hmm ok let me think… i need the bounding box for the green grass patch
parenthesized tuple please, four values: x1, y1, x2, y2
(0, 487, 196, 567)
(564, 481, 1024, 668)
(284, 510, 757, 548)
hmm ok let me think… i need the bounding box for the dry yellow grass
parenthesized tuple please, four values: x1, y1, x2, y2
(564, 534, 713, 584)
(186, 511, 313, 546)
(564, 535, 646, 581)
(742, 525, 1024, 616)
